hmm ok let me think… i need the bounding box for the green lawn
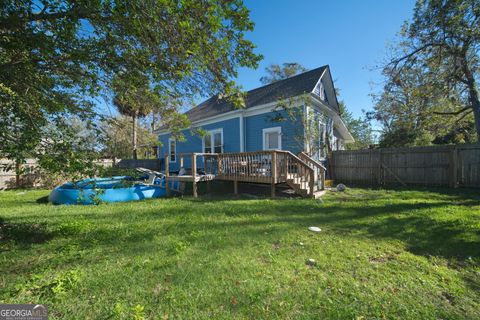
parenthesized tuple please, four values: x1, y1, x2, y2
(1, 188, 479, 319)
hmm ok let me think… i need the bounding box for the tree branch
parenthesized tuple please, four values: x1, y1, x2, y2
(433, 106, 471, 115)
(456, 109, 474, 122)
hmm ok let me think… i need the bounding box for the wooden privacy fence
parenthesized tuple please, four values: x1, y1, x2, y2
(0, 158, 41, 189)
(330, 144, 480, 188)
(116, 159, 161, 171)
(0, 158, 117, 189)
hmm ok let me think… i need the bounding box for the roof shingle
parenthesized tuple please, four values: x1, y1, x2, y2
(184, 65, 328, 123)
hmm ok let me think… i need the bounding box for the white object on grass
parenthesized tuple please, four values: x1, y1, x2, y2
(308, 226, 321, 233)
(336, 183, 346, 192)
(306, 258, 316, 266)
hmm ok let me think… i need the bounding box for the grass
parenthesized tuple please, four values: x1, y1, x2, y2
(0, 187, 479, 319)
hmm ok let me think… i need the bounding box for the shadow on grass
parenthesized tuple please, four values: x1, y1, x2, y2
(5, 187, 479, 270)
(0, 217, 54, 247)
(36, 196, 49, 204)
(37, 196, 479, 262)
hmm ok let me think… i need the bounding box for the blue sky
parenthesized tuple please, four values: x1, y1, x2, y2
(236, 0, 417, 118)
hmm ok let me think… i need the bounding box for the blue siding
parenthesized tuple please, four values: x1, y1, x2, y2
(244, 109, 304, 154)
(158, 108, 305, 172)
(159, 117, 241, 171)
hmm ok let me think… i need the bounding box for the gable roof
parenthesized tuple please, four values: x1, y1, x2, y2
(183, 65, 329, 123)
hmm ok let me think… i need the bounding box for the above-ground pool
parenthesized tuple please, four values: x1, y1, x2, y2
(49, 176, 180, 205)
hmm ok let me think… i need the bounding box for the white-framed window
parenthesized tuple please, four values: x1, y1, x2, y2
(314, 81, 328, 102)
(168, 138, 176, 163)
(263, 127, 282, 150)
(203, 129, 223, 153)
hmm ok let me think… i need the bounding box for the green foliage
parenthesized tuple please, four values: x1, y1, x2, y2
(0, 0, 262, 173)
(370, 64, 476, 147)
(36, 116, 102, 179)
(1, 188, 479, 318)
(269, 94, 324, 154)
(338, 101, 374, 150)
(260, 62, 308, 85)
(372, 0, 480, 146)
(100, 116, 159, 159)
(99, 166, 140, 178)
(15, 269, 82, 300)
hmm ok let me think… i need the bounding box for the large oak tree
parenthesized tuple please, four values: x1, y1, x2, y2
(377, 0, 480, 144)
(0, 0, 261, 173)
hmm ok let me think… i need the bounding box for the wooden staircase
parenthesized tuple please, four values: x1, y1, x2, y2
(282, 152, 327, 198)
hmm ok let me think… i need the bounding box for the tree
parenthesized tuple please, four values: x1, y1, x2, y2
(338, 102, 374, 150)
(260, 63, 307, 84)
(369, 63, 476, 147)
(112, 71, 158, 159)
(36, 116, 102, 180)
(100, 116, 158, 159)
(0, 1, 261, 174)
(384, 0, 480, 141)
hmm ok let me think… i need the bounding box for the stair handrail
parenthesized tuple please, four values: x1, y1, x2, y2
(298, 152, 327, 171)
(274, 150, 312, 169)
(275, 150, 315, 196)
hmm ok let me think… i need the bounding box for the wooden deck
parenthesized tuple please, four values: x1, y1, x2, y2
(165, 150, 326, 198)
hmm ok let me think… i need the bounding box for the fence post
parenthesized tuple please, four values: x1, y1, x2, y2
(309, 168, 315, 197)
(377, 149, 383, 186)
(450, 145, 458, 188)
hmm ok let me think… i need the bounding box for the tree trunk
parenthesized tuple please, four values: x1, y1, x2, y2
(462, 60, 480, 142)
(151, 113, 156, 132)
(132, 111, 138, 160)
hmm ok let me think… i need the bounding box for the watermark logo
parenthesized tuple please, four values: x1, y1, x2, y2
(0, 304, 48, 320)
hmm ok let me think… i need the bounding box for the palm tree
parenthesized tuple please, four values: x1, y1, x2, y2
(113, 94, 152, 160)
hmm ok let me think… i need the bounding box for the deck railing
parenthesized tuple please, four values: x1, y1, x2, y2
(298, 151, 326, 191)
(216, 150, 317, 196)
(165, 150, 321, 197)
(216, 151, 274, 184)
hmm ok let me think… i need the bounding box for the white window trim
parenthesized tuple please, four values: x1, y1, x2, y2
(202, 128, 224, 153)
(263, 126, 282, 151)
(168, 138, 176, 163)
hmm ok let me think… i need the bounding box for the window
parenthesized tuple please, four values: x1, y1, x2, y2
(319, 122, 326, 158)
(314, 81, 329, 103)
(168, 138, 176, 163)
(263, 127, 282, 150)
(203, 129, 223, 153)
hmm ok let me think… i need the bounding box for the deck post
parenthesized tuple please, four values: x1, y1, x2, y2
(309, 168, 315, 197)
(321, 167, 325, 190)
(191, 153, 197, 198)
(271, 151, 277, 198)
(217, 154, 222, 175)
(165, 154, 170, 196)
(450, 145, 458, 188)
(234, 180, 238, 194)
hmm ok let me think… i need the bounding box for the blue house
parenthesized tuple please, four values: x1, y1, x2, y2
(156, 65, 353, 174)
